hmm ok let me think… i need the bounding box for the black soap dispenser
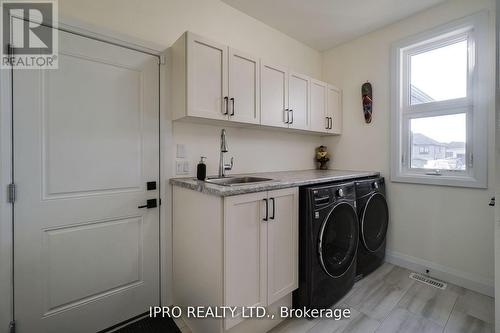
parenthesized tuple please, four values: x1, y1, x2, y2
(197, 156, 207, 180)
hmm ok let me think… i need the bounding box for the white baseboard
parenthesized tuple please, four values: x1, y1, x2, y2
(385, 250, 494, 297)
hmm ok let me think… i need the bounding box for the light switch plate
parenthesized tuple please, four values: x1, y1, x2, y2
(176, 161, 189, 175)
(182, 161, 190, 174)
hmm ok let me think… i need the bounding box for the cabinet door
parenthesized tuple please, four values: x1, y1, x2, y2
(187, 32, 228, 120)
(327, 85, 342, 134)
(288, 72, 309, 130)
(310, 79, 328, 132)
(224, 192, 268, 330)
(260, 62, 288, 128)
(267, 188, 298, 304)
(228, 48, 260, 124)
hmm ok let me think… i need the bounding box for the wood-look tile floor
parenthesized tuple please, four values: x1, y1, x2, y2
(270, 263, 494, 333)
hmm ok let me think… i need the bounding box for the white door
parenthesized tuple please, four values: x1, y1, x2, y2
(288, 72, 309, 130)
(13, 28, 160, 333)
(260, 62, 288, 128)
(310, 79, 328, 133)
(224, 192, 268, 330)
(187, 32, 228, 120)
(267, 188, 298, 304)
(228, 48, 260, 124)
(327, 85, 342, 134)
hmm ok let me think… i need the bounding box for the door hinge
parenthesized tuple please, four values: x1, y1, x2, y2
(9, 320, 15, 333)
(7, 43, 14, 56)
(159, 55, 166, 65)
(7, 183, 16, 203)
(468, 152, 473, 168)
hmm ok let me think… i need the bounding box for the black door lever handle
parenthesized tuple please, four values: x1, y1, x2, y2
(138, 199, 157, 209)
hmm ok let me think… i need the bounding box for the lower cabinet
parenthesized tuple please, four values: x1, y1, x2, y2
(173, 186, 298, 333)
(224, 188, 298, 330)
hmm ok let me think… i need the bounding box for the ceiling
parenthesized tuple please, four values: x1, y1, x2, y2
(221, 0, 446, 51)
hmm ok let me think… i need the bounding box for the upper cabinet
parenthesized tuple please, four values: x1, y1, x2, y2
(172, 33, 228, 121)
(310, 80, 343, 134)
(287, 72, 310, 131)
(172, 32, 259, 124)
(327, 85, 342, 134)
(260, 65, 310, 131)
(260, 62, 288, 128)
(310, 79, 328, 132)
(171, 31, 341, 135)
(228, 48, 260, 124)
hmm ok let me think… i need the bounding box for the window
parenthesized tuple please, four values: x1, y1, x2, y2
(391, 12, 489, 188)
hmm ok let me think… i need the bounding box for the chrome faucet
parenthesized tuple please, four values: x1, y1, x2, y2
(218, 129, 234, 178)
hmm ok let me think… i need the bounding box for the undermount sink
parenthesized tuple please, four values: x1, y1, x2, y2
(205, 176, 274, 186)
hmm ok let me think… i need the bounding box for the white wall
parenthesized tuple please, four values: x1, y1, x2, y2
(58, 0, 324, 176)
(174, 123, 320, 175)
(322, 0, 496, 294)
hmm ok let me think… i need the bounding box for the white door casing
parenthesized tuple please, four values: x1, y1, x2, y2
(260, 62, 288, 128)
(228, 48, 260, 124)
(13, 28, 160, 333)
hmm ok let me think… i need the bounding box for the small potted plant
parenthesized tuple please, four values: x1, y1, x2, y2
(315, 146, 330, 170)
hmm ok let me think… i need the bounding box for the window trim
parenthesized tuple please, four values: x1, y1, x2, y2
(391, 11, 489, 188)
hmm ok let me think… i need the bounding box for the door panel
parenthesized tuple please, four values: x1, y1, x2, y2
(44, 53, 142, 196)
(229, 48, 260, 124)
(187, 33, 228, 120)
(14, 28, 159, 333)
(43, 217, 143, 313)
(260, 62, 288, 128)
(288, 72, 309, 130)
(327, 85, 342, 134)
(310, 79, 328, 132)
(224, 192, 268, 330)
(267, 188, 298, 304)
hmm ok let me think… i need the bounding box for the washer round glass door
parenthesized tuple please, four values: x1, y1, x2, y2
(318, 202, 359, 278)
(361, 192, 389, 252)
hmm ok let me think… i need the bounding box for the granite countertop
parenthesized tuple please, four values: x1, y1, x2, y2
(169, 169, 380, 197)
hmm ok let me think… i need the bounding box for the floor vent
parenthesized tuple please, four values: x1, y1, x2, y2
(409, 272, 447, 290)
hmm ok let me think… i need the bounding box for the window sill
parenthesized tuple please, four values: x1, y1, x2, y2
(390, 172, 487, 189)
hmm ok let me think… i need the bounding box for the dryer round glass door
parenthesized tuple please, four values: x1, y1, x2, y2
(318, 202, 359, 278)
(361, 192, 389, 252)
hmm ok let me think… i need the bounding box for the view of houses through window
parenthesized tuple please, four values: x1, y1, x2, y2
(410, 113, 466, 170)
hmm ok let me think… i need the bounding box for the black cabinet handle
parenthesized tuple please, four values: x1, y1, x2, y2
(284, 109, 289, 123)
(223, 96, 229, 115)
(263, 199, 268, 221)
(489, 197, 495, 206)
(270, 197, 275, 220)
(329, 117, 333, 129)
(325, 117, 329, 129)
(138, 199, 157, 209)
(230, 98, 235, 116)
(289, 109, 293, 124)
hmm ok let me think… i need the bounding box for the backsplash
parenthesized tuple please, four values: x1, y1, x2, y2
(172, 122, 321, 177)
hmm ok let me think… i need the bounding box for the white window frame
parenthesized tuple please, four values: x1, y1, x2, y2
(391, 11, 489, 188)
